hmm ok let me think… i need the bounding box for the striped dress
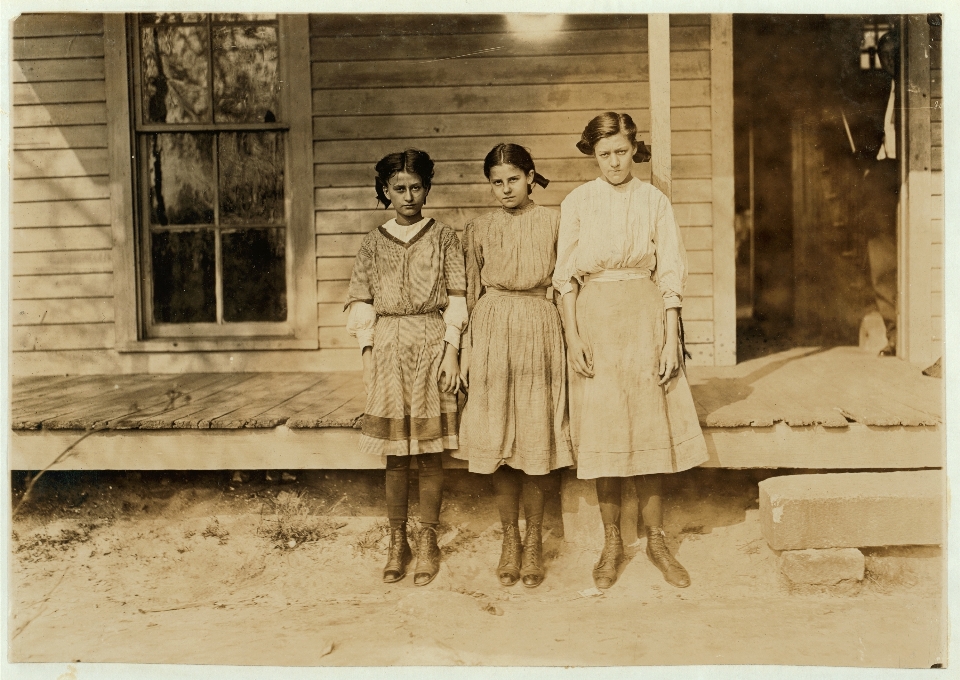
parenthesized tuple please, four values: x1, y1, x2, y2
(453, 202, 575, 475)
(345, 218, 467, 457)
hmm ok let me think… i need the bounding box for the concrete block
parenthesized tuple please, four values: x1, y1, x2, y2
(780, 548, 865, 585)
(759, 471, 944, 551)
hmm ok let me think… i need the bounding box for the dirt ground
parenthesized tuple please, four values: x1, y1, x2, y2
(8, 467, 946, 668)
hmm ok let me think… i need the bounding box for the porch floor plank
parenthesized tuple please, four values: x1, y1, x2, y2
(208, 373, 332, 429)
(133, 374, 260, 429)
(247, 372, 357, 428)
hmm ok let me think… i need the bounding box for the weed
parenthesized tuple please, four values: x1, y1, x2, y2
(353, 521, 390, 556)
(183, 529, 196, 539)
(257, 490, 344, 550)
(15, 522, 98, 562)
(202, 518, 230, 545)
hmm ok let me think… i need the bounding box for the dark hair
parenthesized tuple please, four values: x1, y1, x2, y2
(576, 112, 652, 163)
(374, 149, 435, 208)
(483, 143, 550, 193)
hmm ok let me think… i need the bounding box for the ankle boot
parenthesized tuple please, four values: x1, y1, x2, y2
(413, 525, 441, 586)
(382, 524, 412, 583)
(520, 519, 544, 588)
(646, 526, 690, 588)
(592, 523, 623, 589)
(497, 523, 522, 586)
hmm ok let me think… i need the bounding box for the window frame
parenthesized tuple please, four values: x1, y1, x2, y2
(104, 14, 317, 352)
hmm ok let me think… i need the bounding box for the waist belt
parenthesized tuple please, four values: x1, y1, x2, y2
(376, 310, 442, 318)
(584, 268, 651, 284)
(483, 287, 549, 298)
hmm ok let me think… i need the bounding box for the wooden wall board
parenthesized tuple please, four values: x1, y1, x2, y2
(12, 323, 114, 352)
(13, 58, 105, 83)
(13, 13, 104, 38)
(12, 272, 113, 299)
(13, 175, 110, 202)
(13, 80, 106, 105)
(13, 125, 108, 151)
(12, 298, 115, 327)
(11, 249, 113, 276)
(12, 226, 113, 252)
(13, 102, 106, 127)
(13, 149, 109, 179)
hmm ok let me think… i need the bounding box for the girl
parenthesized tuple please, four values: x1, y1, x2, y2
(454, 144, 574, 588)
(553, 113, 708, 589)
(345, 149, 466, 586)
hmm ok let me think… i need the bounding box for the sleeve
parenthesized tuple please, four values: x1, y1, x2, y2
(441, 226, 468, 348)
(345, 301, 376, 350)
(463, 219, 484, 315)
(345, 238, 375, 309)
(552, 193, 582, 297)
(652, 194, 688, 310)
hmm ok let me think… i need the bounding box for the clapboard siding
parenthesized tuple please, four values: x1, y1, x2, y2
(12, 13, 114, 360)
(13, 80, 106, 105)
(13, 298, 115, 326)
(311, 15, 664, 349)
(13, 125, 108, 150)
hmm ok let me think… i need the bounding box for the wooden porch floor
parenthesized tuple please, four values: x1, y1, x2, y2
(10, 347, 944, 471)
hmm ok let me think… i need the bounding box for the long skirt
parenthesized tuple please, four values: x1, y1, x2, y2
(453, 290, 575, 475)
(359, 312, 458, 457)
(569, 277, 708, 479)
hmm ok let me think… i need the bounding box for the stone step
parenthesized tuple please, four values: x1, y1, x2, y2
(759, 470, 944, 551)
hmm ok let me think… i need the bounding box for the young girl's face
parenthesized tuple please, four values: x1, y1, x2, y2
(594, 133, 636, 186)
(384, 170, 429, 224)
(488, 164, 535, 210)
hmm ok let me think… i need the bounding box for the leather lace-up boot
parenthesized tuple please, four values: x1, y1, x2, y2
(646, 525, 690, 588)
(592, 523, 623, 589)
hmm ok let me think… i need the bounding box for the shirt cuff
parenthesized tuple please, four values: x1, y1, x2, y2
(444, 324, 461, 349)
(663, 294, 682, 310)
(556, 280, 575, 297)
(355, 329, 375, 350)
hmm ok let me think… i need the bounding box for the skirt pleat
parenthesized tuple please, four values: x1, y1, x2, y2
(454, 294, 574, 475)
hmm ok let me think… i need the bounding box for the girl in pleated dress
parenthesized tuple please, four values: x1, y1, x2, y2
(553, 113, 708, 590)
(454, 144, 574, 588)
(345, 149, 466, 586)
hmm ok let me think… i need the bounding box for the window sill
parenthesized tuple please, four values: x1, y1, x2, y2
(117, 336, 319, 353)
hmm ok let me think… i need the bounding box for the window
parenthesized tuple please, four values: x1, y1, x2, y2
(114, 13, 316, 348)
(860, 19, 895, 70)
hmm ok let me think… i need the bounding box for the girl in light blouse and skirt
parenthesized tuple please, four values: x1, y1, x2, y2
(553, 113, 708, 589)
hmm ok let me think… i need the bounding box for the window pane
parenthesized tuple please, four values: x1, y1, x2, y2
(141, 25, 211, 123)
(213, 25, 280, 123)
(148, 133, 215, 225)
(222, 228, 287, 322)
(141, 13, 208, 24)
(213, 14, 278, 22)
(219, 132, 285, 225)
(151, 230, 216, 323)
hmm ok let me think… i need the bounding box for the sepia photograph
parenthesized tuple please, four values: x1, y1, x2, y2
(2, 3, 953, 675)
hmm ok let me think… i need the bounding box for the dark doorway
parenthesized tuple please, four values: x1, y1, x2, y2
(733, 15, 901, 362)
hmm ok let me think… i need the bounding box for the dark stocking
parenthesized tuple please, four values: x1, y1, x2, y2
(523, 473, 551, 526)
(493, 465, 522, 526)
(595, 477, 622, 527)
(634, 474, 664, 528)
(416, 453, 444, 527)
(385, 455, 410, 529)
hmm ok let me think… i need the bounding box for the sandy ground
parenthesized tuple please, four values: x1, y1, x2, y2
(9, 468, 946, 668)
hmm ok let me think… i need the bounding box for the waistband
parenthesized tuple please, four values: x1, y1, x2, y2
(376, 310, 442, 318)
(584, 268, 651, 284)
(483, 287, 549, 299)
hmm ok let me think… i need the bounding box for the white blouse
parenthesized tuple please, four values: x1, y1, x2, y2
(552, 177, 688, 309)
(346, 217, 468, 350)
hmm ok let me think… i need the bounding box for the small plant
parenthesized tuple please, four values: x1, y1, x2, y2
(353, 521, 390, 556)
(183, 529, 196, 539)
(14, 522, 98, 562)
(258, 490, 343, 550)
(202, 518, 230, 545)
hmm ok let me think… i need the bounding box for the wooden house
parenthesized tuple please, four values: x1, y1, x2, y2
(10, 13, 943, 478)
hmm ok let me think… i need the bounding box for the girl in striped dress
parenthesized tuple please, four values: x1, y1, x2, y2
(454, 144, 574, 588)
(345, 149, 466, 586)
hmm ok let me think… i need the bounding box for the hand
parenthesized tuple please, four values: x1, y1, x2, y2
(658, 339, 680, 386)
(437, 344, 461, 394)
(361, 348, 374, 393)
(458, 348, 470, 392)
(566, 332, 594, 378)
